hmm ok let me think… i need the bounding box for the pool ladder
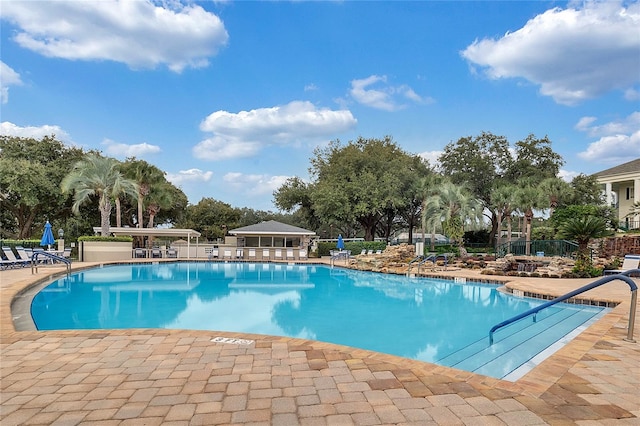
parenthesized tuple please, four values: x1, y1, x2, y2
(489, 270, 638, 344)
(31, 251, 71, 278)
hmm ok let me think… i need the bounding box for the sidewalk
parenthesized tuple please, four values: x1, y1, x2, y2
(1, 261, 638, 425)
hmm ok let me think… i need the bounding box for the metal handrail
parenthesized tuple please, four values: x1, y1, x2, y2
(31, 251, 71, 277)
(489, 270, 638, 344)
(406, 256, 424, 276)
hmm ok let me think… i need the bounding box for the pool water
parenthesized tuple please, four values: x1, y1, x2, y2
(31, 262, 607, 380)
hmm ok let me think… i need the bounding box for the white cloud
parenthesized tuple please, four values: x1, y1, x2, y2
(223, 172, 290, 197)
(166, 168, 213, 186)
(576, 111, 640, 163)
(625, 88, 640, 101)
(558, 169, 579, 182)
(417, 150, 442, 168)
(349, 75, 430, 111)
(194, 101, 357, 161)
(0, 121, 71, 142)
(102, 138, 161, 158)
(0, 62, 22, 104)
(0, 0, 228, 73)
(461, 1, 640, 105)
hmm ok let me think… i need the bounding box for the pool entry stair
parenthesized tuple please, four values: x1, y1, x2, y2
(438, 271, 638, 381)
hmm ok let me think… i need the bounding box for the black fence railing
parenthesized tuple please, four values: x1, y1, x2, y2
(496, 240, 579, 258)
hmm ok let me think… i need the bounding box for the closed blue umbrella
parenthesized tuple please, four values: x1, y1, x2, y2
(336, 234, 345, 251)
(40, 221, 55, 249)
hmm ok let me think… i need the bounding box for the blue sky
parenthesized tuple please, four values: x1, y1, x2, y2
(1, 0, 639, 212)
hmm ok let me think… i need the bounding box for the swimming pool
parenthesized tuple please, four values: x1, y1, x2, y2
(31, 262, 607, 380)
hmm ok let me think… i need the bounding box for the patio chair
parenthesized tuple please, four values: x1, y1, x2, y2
(262, 249, 270, 260)
(375, 249, 382, 255)
(205, 247, 219, 260)
(603, 254, 640, 275)
(134, 248, 146, 258)
(286, 248, 295, 260)
(223, 249, 232, 259)
(299, 249, 308, 260)
(274, 249, 283, 260)
(236, 248, 244, 259)
(359, 249, 367, 255)
(166, 248, 178, 258)
(2, 246, 30, 268)
(248, 249, 256, 260)
(151, 247, 162, 258)
(15, 246, 33, 261)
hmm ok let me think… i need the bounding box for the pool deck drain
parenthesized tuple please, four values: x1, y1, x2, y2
(1, 260, 639, 425)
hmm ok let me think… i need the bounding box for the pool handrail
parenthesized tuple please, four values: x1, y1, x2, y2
(489, 270, 638, 345)
(31, 251, 71, 277)
(406, 255, 424, 276)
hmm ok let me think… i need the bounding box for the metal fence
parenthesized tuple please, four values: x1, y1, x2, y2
(496, 240, 579, 258)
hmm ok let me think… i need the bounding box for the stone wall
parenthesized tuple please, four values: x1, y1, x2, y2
(593, 235, 640, 258)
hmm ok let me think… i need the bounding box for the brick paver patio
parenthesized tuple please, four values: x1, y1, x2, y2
(1, 260, 638, 425)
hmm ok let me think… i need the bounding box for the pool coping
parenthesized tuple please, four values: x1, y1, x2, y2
(2, 259, 638, 424)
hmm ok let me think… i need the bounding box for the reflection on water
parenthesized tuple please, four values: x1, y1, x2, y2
(32, 262, 599, 365)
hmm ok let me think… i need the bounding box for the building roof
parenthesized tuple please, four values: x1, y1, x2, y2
(592, 158, 640, 178)
(229, 220, 316, 236)
(93, 227, 201, 238)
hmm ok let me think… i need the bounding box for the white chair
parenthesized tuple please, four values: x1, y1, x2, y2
(262, 249, 270, 260)
(274, 249, 283, 260)
(223, 249, 232, 259)
(299, 249, 307, 260)
(248, 249, 256, 260)
(603, 254, 640, 275)
(235, 248, 244, 259)
(286, 248, 295, 260)
(2, 246, 30, 268)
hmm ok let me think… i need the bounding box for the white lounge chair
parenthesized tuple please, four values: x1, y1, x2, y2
(236, 248, 244, 259)
(2, 246, 30, 268)
(286, 248, 295, 260)
(274, 249, 283, 260)
(248, 249, 256, 261)
(299, 249, 307, 260)
(262, 249, 270, 260)
(223, 249, 232, 259)
(166, 248, 177, 258)
(603, 254, 640, 275)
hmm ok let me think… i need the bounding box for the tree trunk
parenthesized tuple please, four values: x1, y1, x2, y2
(100, 196, 112, 236)
(115, 197, 122, 228)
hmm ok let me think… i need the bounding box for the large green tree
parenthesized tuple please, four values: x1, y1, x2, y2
(438, 132, 564, 244)
(301, 136, 427, 241)
(61, 154, 138, 236)
(177, 197, 241, 241)
(0, 135, 85, 238)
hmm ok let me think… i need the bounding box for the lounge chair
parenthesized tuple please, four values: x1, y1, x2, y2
(15, 246, 33, 261)
(262, 249, 270, 260)
(151, 247, 162, 258)
(359, 249, 367, 255)
(375, 249, 382, 255)
(248, 249, 256, 260)
(2, 246, 30, 268)
(205, 247, 219, 259)
(367, 249, 374, 255)
(603, 254, 640, 275)
(223, 249, 232, 259)
(299, 249, 307, 260)
(134, 248, 146, 258)
(236, 248, 244, 259)
(286, 249, 295, 260)
(274, 249, 283, 260)
(166, 248, 177, 258)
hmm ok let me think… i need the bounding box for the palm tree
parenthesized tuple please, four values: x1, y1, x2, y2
(61, 154, 138, 236)
(514, 181, 545, 255)
(557, 216, 611, 274)
(423, 180, 481, 255)
(539, 177, 572, 218)
(491, 183, 518, 253)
